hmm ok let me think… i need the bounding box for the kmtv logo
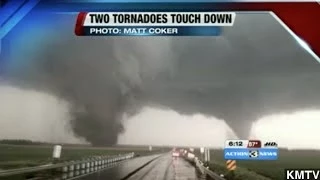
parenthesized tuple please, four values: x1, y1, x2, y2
(285, 169, 320, 180)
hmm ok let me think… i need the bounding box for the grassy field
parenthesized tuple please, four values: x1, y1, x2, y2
(194, 148, 320, 180)
(0, 144, 162, 170)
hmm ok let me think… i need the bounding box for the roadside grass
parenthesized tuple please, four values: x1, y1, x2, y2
(194, 148, 320, 180)
(0, 144, 160, 169)
(208, 162, 272, 180)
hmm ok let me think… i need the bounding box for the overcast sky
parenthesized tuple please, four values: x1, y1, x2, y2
(119, 107, 320, 149)
(1, 12, 320, 149)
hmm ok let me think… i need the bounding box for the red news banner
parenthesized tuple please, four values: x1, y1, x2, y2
(74, 2, 320, 58)
(226, 2, 320, 59)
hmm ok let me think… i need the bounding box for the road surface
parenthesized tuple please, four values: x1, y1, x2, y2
(75, 154, 203, 180)
(127, 154, 203, 180)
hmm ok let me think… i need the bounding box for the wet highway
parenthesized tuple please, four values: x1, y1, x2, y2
(127, 154, 203, 180)
(75, 154, 203, 180)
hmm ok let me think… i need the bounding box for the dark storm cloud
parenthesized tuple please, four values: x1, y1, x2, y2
(2, 12, 320, 145)
(2, 13, 175, 145)
(146, 13, 320, 138)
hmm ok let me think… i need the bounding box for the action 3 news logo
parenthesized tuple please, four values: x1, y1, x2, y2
(285, 169, 320, 180)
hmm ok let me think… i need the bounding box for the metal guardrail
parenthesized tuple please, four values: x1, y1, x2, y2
(194, 157, 226, 180)
(0, 152, 135, 177)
